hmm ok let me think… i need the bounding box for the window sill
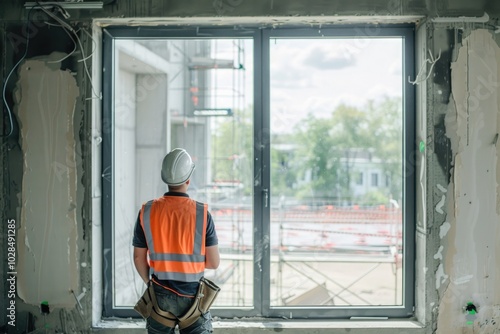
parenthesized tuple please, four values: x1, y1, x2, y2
(93, 318, 425, 333)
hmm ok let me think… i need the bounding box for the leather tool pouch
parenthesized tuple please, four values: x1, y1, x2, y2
(178, 277, 221, 329)
(198, 277, 221, 313)
(134, 282, 154, 319)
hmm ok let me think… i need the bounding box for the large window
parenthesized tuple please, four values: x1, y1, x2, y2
(102, 26, 415, 319)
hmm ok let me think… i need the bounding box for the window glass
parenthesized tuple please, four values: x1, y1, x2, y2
(270, 38, 403, 306)
(112, 38, 254, 308)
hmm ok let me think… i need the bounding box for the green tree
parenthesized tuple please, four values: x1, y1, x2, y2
(292, 97, 402, 204)
(210, 97, 403, 205)
(293, 114, 340, 199)
(329, 104, 373, 198)
(364, 97, 402, 201)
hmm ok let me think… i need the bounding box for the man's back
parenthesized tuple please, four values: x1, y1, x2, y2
(133, 148, 219, 334)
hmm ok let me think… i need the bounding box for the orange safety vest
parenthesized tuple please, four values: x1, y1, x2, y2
(140, 196, 208, 282)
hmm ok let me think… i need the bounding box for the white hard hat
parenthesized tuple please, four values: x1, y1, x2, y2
(161, 148, 196, 186)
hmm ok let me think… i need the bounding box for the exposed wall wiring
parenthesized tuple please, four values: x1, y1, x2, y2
(78, 27, 97, 63)
(35, 2, 101, 100)
(408, 49, 441, 85)
(45, 23, 78, 64)
(1, 6, 36, 137)
(2, 2, 101, 137)
(43, 25, 95, 65)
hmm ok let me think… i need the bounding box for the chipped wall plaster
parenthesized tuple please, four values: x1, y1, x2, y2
(15, 54, 80, 307)
(439, 29, 500, 332)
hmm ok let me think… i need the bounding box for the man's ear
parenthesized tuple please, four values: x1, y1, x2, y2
(186, 179, 191, 186)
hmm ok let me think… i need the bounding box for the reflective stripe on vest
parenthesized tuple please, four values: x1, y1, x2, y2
(141, 197, 207, 282)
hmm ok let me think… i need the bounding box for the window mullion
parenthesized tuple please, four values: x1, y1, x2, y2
(259, 29, 272, 316)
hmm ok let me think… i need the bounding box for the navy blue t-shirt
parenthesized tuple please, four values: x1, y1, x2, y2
(132, 192, 218, 296)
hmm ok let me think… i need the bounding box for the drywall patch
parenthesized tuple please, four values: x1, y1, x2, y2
(15, 53, 80, 307)
(440, 29, 500, 330)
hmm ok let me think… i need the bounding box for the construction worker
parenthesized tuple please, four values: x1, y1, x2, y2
(133, 148, 220, 334)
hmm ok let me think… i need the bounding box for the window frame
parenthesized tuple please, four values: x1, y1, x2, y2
(101, 24, 415, 319)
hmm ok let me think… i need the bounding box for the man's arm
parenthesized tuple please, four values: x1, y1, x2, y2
(205, 245, 220, 269)
(204, 211, 220, 269)
(133, 247, 150, 284)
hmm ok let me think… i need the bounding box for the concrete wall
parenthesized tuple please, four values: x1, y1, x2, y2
(1, 0, 500, 333)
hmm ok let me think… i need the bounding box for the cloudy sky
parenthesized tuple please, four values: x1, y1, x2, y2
(269, 38, 403, 133)
(210, 37, 403, 133)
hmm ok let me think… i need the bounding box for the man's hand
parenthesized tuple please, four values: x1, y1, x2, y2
(133, 247, 150, 284)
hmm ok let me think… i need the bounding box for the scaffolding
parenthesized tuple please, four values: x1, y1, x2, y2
(212, 204, 403, 307)
(189, 39, 249, 306)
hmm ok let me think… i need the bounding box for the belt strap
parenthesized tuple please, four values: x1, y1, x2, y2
(150, 309, 177, 328)
(134, 278, 220, 329)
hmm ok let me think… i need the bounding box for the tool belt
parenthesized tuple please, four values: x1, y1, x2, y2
(134, 277, 221, 329)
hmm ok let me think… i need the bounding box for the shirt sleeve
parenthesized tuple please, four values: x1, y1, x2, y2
(205, 211, 218, 247)
(132, 210, 148, 248)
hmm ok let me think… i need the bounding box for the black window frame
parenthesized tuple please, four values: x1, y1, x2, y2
(101, 24, 415, 320)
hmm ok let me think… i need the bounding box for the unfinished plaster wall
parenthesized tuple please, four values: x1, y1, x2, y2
(15, 54, 80, 307)
(438, 29, 500, 333)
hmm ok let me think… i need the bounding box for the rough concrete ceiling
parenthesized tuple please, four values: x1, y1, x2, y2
(0, 0, 498, 22)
